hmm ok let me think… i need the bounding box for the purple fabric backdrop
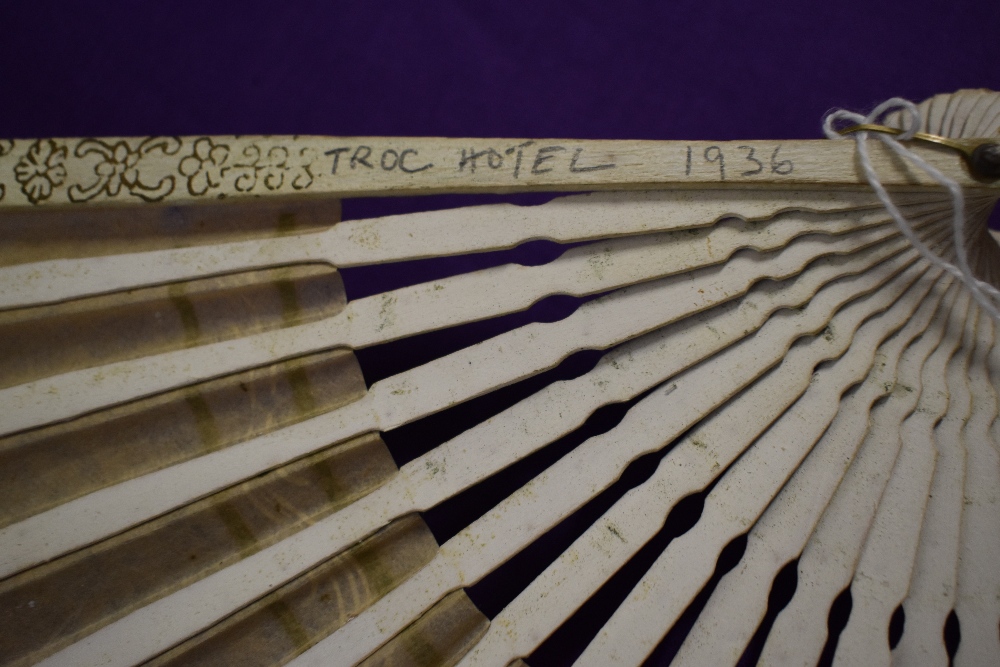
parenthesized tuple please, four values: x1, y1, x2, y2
(3, 2, 998, 141)
(2, 2, 998, 664)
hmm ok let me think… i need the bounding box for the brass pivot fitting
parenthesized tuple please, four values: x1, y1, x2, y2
(838, 123, 1000, 181)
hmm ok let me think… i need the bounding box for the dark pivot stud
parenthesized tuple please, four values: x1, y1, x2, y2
(969, 142, 1000, 180)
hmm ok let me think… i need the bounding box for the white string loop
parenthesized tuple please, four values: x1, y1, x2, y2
(824, 97, 1000, 320)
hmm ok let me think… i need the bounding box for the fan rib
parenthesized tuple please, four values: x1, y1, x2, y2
(35, 221, 939, 667)
(891, 294, 980, 665)
(0, 215, 954, 581)
(0, 190, 913, 311)
(0, 202, 954, 438)
(949, 311, 1000, 665)
(675, 281, 961, 666)
(575, 262, 945, 666)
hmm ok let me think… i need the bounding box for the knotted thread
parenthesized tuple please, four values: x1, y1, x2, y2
(824, 98, 1000, 320)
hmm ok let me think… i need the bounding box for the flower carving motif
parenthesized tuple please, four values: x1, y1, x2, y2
(179, 138, 229, 195)
(15, 139, 67, 204)
(97, 142, 140, 195)
(0, 140, 11, 202)
(68, 141, 139, 201)
(5, 136, 316, 205)
(68, 137, 180, 203)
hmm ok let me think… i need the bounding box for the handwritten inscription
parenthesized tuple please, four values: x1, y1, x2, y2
(325, 146, 433, 174)
(458, 142, 616, 178)
(325, 142, 616, 179)
(685, 144, 793, 181)
(324, 141, 791, 183)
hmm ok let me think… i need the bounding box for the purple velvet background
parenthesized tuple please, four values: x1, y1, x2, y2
(2, 2, 998, 664)
(3, 2, 998, 142)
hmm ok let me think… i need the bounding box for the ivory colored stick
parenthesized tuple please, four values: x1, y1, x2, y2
(951, 313, 1000, 666)
(575, 266, 941, 666)
(767, 321, 943, 667)
(0, 219, 948, 574)
(759, 287, 969, 666)
(460, 269, 955, 667)
(891, 305, 978, 665)
(770, 299, 972, 667)
(38, 241, 929, 667)
(293, 248, 934, 667)
(830, 300, 984, 666)
(0, 189, 931, 311)
(669, 282, 957, 667)
(0, 136, 996, 211)
(0, 207, 952, 439)
(0, 222, 949, 579)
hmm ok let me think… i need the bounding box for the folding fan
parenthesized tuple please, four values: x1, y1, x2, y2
(0, 89, 998, 667)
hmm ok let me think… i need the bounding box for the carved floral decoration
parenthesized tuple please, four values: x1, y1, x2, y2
(68, 137, 180, 202)
(15, 139, 67, 204)
(179, 138, 229, 195)
(0, 139, 12, 201)
(2, 135, 322, 204)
